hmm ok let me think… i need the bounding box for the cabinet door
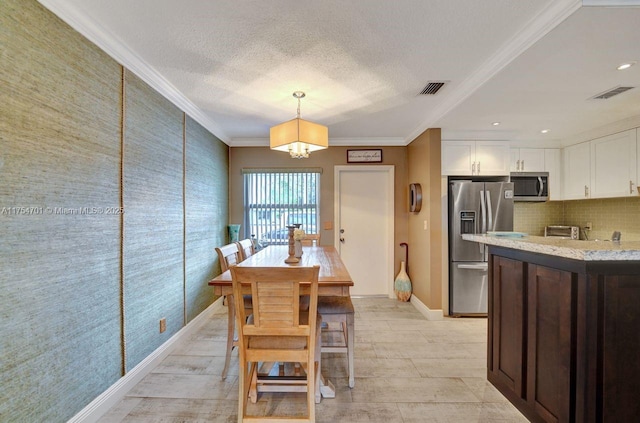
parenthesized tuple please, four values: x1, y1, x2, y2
(441, 141, 475, 175)
(475, 141, 510, 175)
(511, 148, 547, 172)
(527, 264, 573, 423)
(544, 149, 561, 200)
(510, 149, 521, 172)
(590, 129, 637, 198)
(637, 129, 640, 195)
(489, 255, 525, 398)
(601, 274, 640, 422)
(563, 142, 591, 199)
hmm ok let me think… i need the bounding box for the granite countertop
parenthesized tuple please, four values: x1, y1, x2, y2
(461, 234, 640, 261)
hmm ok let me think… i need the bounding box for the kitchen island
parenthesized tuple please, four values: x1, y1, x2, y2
(463, 234, 640, 423)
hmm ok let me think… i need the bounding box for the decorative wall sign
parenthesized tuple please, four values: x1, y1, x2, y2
(347, 149, 383, 163)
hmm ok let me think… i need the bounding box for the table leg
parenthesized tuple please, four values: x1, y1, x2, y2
(221, 295, 235, 380)
(347, 314, 355, 388)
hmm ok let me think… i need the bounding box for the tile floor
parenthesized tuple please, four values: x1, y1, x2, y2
(98, 297, 527, 422)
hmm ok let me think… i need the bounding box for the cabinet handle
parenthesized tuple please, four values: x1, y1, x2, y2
(477, 161, 481, 174)
(585, 185, 589, 197)
(521, 160, 524, 171)
(472, 162, 476, 175)
(631, 180, 635, 195)
(516, 159, 520, 171)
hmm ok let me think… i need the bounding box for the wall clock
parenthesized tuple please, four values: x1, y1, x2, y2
(410, 183, 422, 213)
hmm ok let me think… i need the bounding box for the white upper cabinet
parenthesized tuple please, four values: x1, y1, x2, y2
(544, 149, 561, 201)
(442, 141, 510, 176)
(510, 148, 546, 172)
(637, 128, 640, 195)
(589, 129, 637, 199)
(563, 142, 591, 200)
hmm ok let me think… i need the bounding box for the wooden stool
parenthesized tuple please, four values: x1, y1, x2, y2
(317, 296, 355, 388)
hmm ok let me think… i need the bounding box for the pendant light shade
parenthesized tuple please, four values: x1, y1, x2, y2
(270, 92, 328, 159)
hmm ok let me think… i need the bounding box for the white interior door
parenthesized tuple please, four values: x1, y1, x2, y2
(334, 166, 394, 297)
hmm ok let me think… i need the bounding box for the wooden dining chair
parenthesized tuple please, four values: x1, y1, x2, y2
(236, 238, 255, 261)
(300, 233, 320, 246)
(216, 243, 242, 272)
(215, 242, 246, 380)
(231, 265, 321, 423)
(317, 296, 355, 388)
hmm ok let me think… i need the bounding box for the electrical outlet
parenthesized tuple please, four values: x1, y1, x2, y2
(159, 318, 166, 333)
(585, 222, 592, 231)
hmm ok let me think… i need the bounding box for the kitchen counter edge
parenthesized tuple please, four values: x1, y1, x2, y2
(461, 234, 640, 261)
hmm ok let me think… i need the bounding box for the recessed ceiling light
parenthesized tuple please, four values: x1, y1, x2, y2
(541, 129, 549, 134)
(617, 62, 636, 71)
(492, 122, 500, 126)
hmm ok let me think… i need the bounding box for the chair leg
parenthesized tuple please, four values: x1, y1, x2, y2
(315, 329, 322, 404)
(346, 313, 355, 388)
(222, 295, 235, 380)
(249, 363, 258, 404)
(238, 358, 251, 422)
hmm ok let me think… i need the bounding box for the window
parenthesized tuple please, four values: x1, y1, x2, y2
(243, 168, 321, 246)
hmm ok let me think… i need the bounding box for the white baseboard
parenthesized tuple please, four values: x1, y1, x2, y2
(410, 295, 444, 321)
(68, 298, 225, 423)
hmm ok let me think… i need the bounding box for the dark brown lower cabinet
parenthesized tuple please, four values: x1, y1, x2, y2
(487, 246, 640, 423)
(526, 264, 573, 423)
(488, 256, 525, 399)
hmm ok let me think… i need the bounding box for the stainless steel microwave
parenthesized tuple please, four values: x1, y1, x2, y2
(510, 172, 548, 202)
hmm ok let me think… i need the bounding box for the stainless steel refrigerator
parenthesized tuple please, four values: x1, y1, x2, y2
(448, 180, 514, 316)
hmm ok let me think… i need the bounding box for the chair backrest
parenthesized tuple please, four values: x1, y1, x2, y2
(231, 266, 320, 347)
(215, 243, 241, 272)
(236, 238, 255, 261)
(301, 233, 320, 246)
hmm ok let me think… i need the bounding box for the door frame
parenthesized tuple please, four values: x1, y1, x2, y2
(333, 165, 395, 298)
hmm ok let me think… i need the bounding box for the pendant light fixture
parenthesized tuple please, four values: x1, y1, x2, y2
(270, 91, 328, 159)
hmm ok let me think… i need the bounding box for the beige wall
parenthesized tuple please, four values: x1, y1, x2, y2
(407, 129, 443, 310)
(229, 146, 409, 273)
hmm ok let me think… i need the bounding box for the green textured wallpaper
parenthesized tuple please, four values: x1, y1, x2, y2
(185, 116, 228, 322)
(122, 71, 185, 371)
(0, 1, 229, 420)
(0, 0, 122, 421)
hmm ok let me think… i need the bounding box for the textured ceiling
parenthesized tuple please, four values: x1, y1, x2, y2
(40, 0, 640, 147)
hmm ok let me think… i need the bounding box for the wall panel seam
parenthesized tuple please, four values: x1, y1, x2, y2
(120, 66, 127, 375)
(183, 112, 187, 325)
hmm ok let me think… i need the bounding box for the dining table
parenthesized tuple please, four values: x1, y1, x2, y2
(208, 244, 354, 399)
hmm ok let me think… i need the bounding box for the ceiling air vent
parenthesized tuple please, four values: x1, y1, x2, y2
(419, 81, 447, 95)
(591, 86, 634, 100)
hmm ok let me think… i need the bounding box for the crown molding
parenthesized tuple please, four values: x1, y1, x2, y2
(404, 0, 582, 144)
(38, 0, 231, 144)
(441, 129, 518, 141)
(229, 137, 406, 148)
(559, 114, 640, 147)
(582, 0, 640, 6)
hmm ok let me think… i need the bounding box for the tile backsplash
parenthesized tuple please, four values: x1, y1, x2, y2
(514, 201, 564, 236)
(514, 197, 640, 241)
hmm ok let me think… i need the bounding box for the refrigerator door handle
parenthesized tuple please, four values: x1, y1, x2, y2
(457, 263, 488, 271)
(480, 190, 486, 233)
(486, 190, 493, 231)
(479, 190, 487, 255)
